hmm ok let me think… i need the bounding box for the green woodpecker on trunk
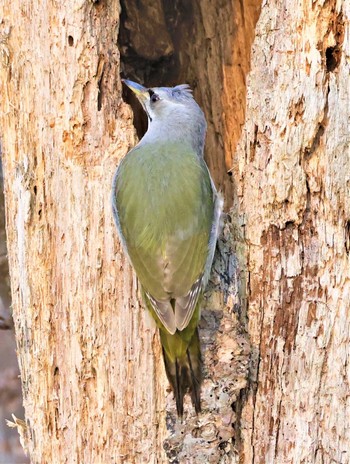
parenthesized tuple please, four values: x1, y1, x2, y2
(112, 79, 222, 416)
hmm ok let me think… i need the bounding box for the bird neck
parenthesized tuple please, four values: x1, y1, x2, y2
(140, 114, 206, 157)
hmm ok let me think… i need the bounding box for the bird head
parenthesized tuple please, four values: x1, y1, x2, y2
(122, 79, 207, 155)
(123, 79, 196, 120)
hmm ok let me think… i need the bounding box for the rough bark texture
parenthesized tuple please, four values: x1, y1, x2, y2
(0, 0, 349, 463)
(235, 1, 350, 462)
(0, 2, 167, 462)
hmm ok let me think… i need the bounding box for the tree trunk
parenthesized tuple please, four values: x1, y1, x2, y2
(236, 1, 350, 462)
(0, 0, 349, 463)
(0, 2, 169, 462)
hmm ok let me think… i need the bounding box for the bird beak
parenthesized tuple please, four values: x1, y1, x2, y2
(122, 79, 148, 104)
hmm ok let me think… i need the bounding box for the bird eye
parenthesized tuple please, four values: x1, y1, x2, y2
(148, 89, 160, 103)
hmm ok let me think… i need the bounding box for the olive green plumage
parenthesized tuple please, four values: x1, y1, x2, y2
(143, 290, 202, 416)
(112, 80, 222, 416)
(115, 142, 213, 330)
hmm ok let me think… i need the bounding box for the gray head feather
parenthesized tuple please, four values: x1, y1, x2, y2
(140, 84, 207, 157)
(149, 84, 194, 103)
(171, 84, 193, 100)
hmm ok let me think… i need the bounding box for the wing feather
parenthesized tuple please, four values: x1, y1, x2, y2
(113, 142, 217, 333)
(175, 276, 202, 331)
(145, 292, 176, 334)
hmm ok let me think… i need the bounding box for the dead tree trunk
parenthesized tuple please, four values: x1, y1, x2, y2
(0, 0, 349, 463)
(235, 1, 350, 462)
(0, 2, 168, 462)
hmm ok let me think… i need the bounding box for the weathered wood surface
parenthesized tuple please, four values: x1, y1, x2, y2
(235, 1, 350, 462)
(0, 2, 168, 462)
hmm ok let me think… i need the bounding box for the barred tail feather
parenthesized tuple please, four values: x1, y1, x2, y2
(161, 328, 202, 417)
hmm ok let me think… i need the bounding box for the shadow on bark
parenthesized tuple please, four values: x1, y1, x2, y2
(0, 154, 28, 463)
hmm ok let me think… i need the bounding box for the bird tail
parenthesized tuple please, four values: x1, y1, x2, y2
(160, 328, 202, 417)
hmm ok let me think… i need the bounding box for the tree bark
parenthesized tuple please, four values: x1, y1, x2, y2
(0, 2, 168, 462)
(235, 1, 350, 462)
(0, 0, 349, 463)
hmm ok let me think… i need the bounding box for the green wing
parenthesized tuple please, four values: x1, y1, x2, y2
(112, 141, 214, 334)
